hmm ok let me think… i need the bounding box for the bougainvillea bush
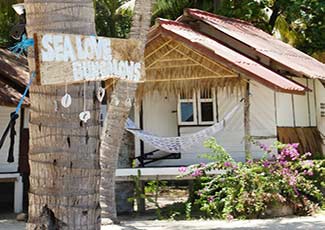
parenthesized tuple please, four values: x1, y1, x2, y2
(180, 138, 325, 220)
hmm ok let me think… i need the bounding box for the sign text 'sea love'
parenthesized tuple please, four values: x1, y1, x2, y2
(37, 33, 142, 85)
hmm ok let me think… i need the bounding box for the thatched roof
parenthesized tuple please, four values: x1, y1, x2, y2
(139, 33, 244, 99)
(137, 17, 307, 99)
(0, 48, 29, 107)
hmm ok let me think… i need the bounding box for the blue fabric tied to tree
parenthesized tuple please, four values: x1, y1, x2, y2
(0, 33, 36, 162)
(0, 71, 36, 163)
(0, 72, 36, 163)
(9, 34, 34, 57)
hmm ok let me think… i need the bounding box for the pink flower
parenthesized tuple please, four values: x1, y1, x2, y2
(259, 143, 270, 152)
(279, 143, 300, 161)
(304, 170, 313, 176)
(224, 162, 233, 168)
(292, 143, 299, 148)
(305, 152, 312, 157)
(191, 169, 203, 177)
(288, 175, 296, 186)
(262, 161, 270, 168)
(208, 196, 215, 203)
(226, 214, 234, 221)
(293, 186, 300, 196)
(178, 166, 187, 173)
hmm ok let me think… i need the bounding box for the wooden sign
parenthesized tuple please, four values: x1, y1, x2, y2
(34, 33, 143, 85)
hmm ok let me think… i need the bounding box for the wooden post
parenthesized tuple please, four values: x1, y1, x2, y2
(188, 180, 195, 203)
(134, 170, 146, 213)
(244, 81, 252, 160)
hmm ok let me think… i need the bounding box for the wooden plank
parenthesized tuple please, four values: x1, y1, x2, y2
(277, 127, 323, 155)
(34, 33, 143, 85)
(244, 82, 251, 160)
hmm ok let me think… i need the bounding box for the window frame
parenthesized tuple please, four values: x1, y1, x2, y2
(177, 89, 217, 126)
(197, 88, 217, 125)
(178, 92, 197, 125)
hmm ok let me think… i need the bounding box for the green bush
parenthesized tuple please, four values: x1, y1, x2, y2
(180, 138, 325, 219)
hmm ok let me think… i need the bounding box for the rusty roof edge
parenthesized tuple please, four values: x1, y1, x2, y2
(184, 9, 325, 81)
(183, 8, 255, 26)
(201, 18, 325, 81)
(152, 19, 307, 95)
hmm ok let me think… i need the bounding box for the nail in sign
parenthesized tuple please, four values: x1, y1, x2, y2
(34, 33, 143, 85)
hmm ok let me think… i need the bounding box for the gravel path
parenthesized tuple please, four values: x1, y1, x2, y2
(1, 214, 324, 230)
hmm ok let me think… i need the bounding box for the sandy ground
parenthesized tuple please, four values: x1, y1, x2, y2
(1, 213, 325, 230)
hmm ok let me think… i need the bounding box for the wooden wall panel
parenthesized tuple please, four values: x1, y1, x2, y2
(277, 127, 323, 156)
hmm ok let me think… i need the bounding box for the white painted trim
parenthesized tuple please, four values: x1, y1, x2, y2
(0, 173, 20, 179)
(14, 176, 23, 213)
(134, 103, 141, 158)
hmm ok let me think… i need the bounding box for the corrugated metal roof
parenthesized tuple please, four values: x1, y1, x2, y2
(0, 49, 29, 87)
(0, 49, 29, 107)
(184, 8, 325, 80)
(152, 19, 306, 94)
(0, 80, 29, 107)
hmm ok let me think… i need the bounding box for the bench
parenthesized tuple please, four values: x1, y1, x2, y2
(115, 167, 223, 181)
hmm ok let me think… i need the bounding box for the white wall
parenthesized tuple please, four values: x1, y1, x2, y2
(139, 88, 247, 166)
(0, 106, 21, 172)
(139, 92, 178, 166)
(315, 80, 325, 152)
(276, 92, 294, 127)
(293, 78, 309, 126)
(308, 79, 317, 126)
(250, 82, 277, 159)
(136, 79, 321, 167)
(276, 78, 317, 127)
(213, 88, 245, 162)
(175, 84, 278, 164)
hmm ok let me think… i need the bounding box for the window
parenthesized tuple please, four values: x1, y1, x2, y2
(178, 89, 217, 125)
(178, 92, 197, 125)
(198, 89, 217, 125)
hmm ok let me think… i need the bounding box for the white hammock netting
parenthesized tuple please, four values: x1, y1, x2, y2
(125, 104, 242, 153)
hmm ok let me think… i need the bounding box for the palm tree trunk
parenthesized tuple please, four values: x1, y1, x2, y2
(25, 1, 101, 229)
(100, 0, 155, 223)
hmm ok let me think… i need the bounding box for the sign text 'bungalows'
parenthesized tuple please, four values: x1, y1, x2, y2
(34, 33, 142, 85)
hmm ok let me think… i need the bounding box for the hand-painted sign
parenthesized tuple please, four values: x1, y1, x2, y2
(34, 33, 142, 85)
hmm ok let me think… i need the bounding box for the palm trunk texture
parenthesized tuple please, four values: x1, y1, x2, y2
(25, 1, 101, 229)
(100, 0, 155, 222)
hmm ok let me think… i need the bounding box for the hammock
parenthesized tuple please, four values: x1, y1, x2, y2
(125, 104, 241, 153)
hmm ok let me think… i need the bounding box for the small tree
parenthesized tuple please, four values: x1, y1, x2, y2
(100, 0, 155, 223)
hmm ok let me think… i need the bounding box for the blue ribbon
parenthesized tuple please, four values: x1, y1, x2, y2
(9, 34, 34, 57)
(15, 71, 36, 115)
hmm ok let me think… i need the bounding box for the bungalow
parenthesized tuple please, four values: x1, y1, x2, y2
(0, 48, 29, 213)
(129, 9, 325, 167)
